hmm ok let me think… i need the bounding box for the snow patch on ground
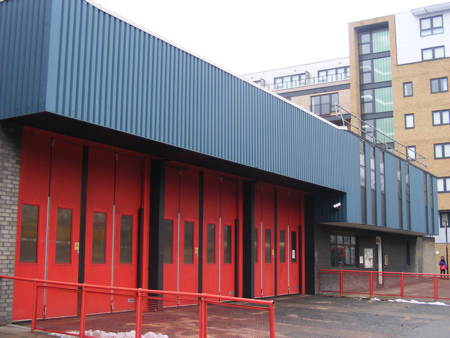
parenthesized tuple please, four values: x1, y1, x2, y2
(51, 329, 168, 338)
(370, 298, 381, 301)
(387, 299, 449, 306)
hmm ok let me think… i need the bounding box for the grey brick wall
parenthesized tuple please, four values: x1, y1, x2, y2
(0, 121, 21, 325)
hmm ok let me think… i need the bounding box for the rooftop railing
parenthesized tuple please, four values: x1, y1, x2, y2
(256, 73, 350, 91)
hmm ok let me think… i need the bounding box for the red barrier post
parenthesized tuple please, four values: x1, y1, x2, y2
(31, 279, 37, 331)
(369, 272, 373, 297)
(400, 273, 405, 298)
(269, 302, 276, 338)
(135, 289, 143, 338)
(339, 271, 344, 296)
(433, 278, 438, 300)
(79, 286, 86, 338)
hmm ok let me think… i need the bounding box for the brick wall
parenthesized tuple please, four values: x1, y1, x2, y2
(0, 121, 21, 325)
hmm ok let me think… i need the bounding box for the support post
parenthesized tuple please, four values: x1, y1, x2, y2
(136, 289, 143, 338)
(339, 271, 344, 296)
(369, 272, 373, 297)
(31, 280, 37, 331)
(400, 273, 405, 298)
(268, 302, 276, 338)
(79, 286, 86, 338)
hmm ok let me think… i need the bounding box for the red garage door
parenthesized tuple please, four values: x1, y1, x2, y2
(203, 173, 239, 297)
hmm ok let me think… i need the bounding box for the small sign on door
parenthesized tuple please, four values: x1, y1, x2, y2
(292, 250, 296, 260)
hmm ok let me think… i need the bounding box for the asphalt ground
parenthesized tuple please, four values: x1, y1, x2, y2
(2, 295, 450, 337)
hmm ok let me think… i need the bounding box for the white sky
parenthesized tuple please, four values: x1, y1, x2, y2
(94, 0, 445, 75)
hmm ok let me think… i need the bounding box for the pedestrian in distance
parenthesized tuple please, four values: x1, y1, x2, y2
(439, 256, 447, 278)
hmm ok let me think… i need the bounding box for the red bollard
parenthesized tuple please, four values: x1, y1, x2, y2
(268, 302, 276, 338)
(135, 289, 143, 338)
(79, 286, 86, 338)
(31, 280, 37, 331)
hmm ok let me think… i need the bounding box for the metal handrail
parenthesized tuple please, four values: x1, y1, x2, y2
(335, 105, 427, 168)
(256, 73, 350, 91)
(1, 275, 276, 338)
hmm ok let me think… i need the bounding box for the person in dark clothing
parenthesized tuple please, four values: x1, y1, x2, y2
(439, 256, 447, 278)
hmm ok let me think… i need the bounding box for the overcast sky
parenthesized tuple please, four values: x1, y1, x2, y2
(94, 0, 445, 75)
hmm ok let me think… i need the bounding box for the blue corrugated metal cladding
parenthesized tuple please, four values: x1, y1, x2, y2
(0, 0, 438, 234)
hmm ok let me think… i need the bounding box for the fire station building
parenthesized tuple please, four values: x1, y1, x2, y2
(0, 0, 438, 323)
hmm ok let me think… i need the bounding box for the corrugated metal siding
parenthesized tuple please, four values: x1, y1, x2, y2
(43, 0, 361, 194)
(385, 152, 399, 229)
(0, 0, 50, 118)
(432, 177, 439, 235)
(375, 148, 382, 226)
(410, 165, 426, 233)
(365, 143, 373, 225)
(401, 161, 408, 231)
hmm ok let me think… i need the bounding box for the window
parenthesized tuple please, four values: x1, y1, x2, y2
(441, 212, 450, 228)
(184, 221, 194, 264)
(433, 110, 450, 125)
(434, 143, 450, 159)
(330, 234, 357, 266)
(437, 177, 450, 193)
(403, 82, 413, 97)
(405, 114, 414, 129)
(311, 93, 339, 115)
(361, 87, 393, 114)
(264, 229, 271, 263)
(359, 28, 390, 55)
(422, 46, 445, 61)
(420, 15, 444, 37)
(120, 215, 133, 264)
(92, 212, 106, 264)
(360, 57, 391, 84)
(430, 77, 448, 93)
(20, 204, 39, 263)
(56, 208, 72, 264)
(162, 219, 173, 264)
(207, 223, 215, 264)
(224, 225, 232, 264)
(279, 230, 286, 263)
(407, 146, 416, 160)
(318, 66, 349, 83)
(274, 73, 306, 89)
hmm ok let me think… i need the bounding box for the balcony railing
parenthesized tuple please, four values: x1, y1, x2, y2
(259, 73, 350, 91)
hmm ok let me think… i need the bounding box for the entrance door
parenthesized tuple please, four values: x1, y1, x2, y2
(203, 174, 238, 297)
(254, 183, 275, 298)
(162, 166, 199, 304)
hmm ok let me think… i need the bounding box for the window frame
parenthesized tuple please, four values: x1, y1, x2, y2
(310, 92, 339, 115)
(420, 15, 444, 37)
(432, 109, 450, 126)
(404, 113, 415, 129)
(434, 142, 450, 159)
(329, 233, 358, 267)
(440, 211, 450, 228)
(318, 66, 349, 83)
(274, 73, 306, 89)
(437, 177, 450, 193)
(421, 46, 445, 61)
(407, 145, 416, 160)
(430, 77, 448, 94)
(403, 82, 413, 97)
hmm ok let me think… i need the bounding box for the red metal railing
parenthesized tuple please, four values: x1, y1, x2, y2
(318, 269, 450, 300)
(1, 275, 275, 337)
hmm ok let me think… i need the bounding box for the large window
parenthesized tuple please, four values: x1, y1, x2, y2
(361, 87, 393, 114)
(311, 93, 339, 115)
(363, 117, 394, 144)
(422, 46, 445, 61)
(435, 143, 450, 159)
(330, 234, 357, 266)
(433, 110, 450, 126)
(360, 57, 391, 84)
(274, 73, 306, 89)
(318, 66, 349, 83)
(359, 28, 390, 55)
(420, 15, 444, 37)
(437, 177, 450, 193)
(430, 77, 448, 93)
